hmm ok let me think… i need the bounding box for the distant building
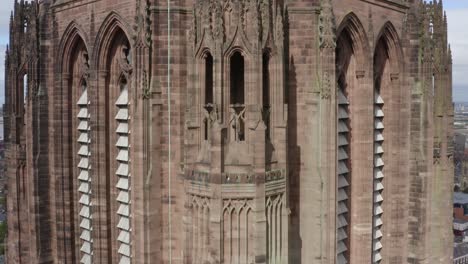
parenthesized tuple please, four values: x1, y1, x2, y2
(454, 243, 468, 264)
(454, 219, 468, 242)
(454, 193, 468, 220)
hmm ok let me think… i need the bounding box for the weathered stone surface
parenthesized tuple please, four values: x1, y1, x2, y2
(3, 0, 453, 263)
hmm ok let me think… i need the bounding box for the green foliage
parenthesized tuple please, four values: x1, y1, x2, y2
(0, 221, 7, 255)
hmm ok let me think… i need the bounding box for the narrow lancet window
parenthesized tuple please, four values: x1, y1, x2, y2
(262, 52, 270, 107)
(336, 32, 352, 264)
(230, 52, 244, 105)
(229, 52, 245, 142)
(262, 52, 270, 139)
(205, 53, 213, 105)
(77, 78, 93, 263)
(372, 38, 388, 263)
(203, 53, 214, 141)
(115, 76, 131, 264)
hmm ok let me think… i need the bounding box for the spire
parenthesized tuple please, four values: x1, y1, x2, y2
(443, 11, 448, 52)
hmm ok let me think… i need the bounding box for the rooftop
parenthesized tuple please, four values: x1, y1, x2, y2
(455, 243, 468, 259)
(455, 218, 468, 224)
(454, 192, 468, 204)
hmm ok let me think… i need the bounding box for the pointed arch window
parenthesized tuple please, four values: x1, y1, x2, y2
(262, 51, 271, 139)
(77, 76, 93, 263)
(335, 30, 353, 264)
(113, 40, 132, 264)
(229, 51, 245, 142)
(203, 52, 214, 141)
(230, 52, 244, 105)
(205, 53, 213, 105)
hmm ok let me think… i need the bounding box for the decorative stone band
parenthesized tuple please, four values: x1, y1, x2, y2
(186, 170, 210, 183)
(186, 169, 287, 185)
(222, 172, 255, 184)
(265, 169, 286, 182)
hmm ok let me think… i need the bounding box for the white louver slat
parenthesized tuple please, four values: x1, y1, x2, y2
(81, 254, 91, 264)
(77, 87, 93, 263)
(115, 87, 131, 263)
(337, 85, 350, 264)
(80, 218, 91, 230)
(372, 90, 384, 263)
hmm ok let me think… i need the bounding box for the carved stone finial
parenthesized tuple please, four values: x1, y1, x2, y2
(274, 5, 284, 47)
(118, 45, 133, 79)
(260, 0, 271, 43)
(319, 0, 336, 49)
(321, 71, 332, 99)
(81, 51, 90, 83)
(133, 0, 152, 47)
(368, 7, 374, 48)
(212, 0, 224, 41)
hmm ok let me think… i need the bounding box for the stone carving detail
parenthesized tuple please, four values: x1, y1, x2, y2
(222, 172, 255, 184)
(319, 0, 336, 49)
(266, 193, 285, 263)
(118, 45, 133, 80)
(433, 142, 441, 164)
(265, 169, 286, 182)
(189, 195, 211, 264)
(229, 105, 246, 142)
(186, 170, 211, 183)
(212, 1, 224, 40)
(141, 70, 150, 99)
(133, 0, 151, 47)
(320, 71, 332, 99)
(274, 6, 284, 47)
(260, 0, 271, 43)
(192, 0, 283, 50)
(80, 51, 90, 83)
(222, 199, 255, 264)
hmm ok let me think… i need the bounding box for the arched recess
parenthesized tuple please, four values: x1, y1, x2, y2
(224, 47, 251, 146)
(95, 16, 133, 263)
(372, 21, 403, 263)
(197, 49, 214, 143)
(335, 12, 371, 264)
(57, 24, 91, 263)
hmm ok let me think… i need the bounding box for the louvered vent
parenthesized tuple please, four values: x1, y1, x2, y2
(372, 92, 384, 263)
(116, 88, 131, 264)
(77, 88, 93, 264)
(337, 88, 350, 264)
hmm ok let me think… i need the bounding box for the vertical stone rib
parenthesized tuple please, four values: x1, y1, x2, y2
(115, 88, 131, 264)
(77, 88, 93, 264)
(337, 89, 349, 264)
(372, 91, 384, 263)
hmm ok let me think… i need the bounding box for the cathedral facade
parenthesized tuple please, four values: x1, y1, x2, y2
(4, 0, 453, 263)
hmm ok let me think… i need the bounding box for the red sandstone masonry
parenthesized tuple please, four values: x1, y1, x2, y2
(3, 0, 453, 263)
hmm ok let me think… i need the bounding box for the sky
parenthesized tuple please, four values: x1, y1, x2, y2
(0, 1, 466, 103)
(445, 0, 468, 102)
(0, 1, 13, 104)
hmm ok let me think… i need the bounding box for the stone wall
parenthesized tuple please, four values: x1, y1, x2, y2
(3, 0, 453, 263)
